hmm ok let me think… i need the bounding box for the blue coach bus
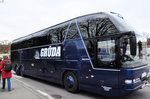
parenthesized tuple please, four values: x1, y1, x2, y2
(11, 12, 149, 96)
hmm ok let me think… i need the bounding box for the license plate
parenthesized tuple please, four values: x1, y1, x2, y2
(142, 72, 146, 78)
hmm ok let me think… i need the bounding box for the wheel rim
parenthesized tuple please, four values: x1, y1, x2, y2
(66, 75, 74, 88)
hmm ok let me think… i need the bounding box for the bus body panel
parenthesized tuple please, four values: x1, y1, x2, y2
(11, 39, 84, 84)
(79, 67, 119, 96)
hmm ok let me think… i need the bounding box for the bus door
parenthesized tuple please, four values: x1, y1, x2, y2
(81, 38, 119, 95)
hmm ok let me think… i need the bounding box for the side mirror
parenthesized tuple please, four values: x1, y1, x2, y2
(130, 36, 136, 56)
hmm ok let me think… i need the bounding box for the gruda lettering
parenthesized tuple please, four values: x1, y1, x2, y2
(40, 46, 61, 57)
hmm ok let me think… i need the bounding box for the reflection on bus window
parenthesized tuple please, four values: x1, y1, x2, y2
(138, 40, 142, 57)
(97, 40, 116, 68)
(120, 35, 147, 68)
(120, 37, 133, 62)
(78, 16, 118, 39)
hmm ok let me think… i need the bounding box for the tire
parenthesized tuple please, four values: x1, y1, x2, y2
(15, 66, 20, 75)
(20, 66, 25, 77)
(14, 66, 17, 72)
(64, 72, 78, 93)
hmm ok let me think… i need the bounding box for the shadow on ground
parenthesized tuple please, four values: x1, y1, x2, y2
(18, 75, 149, 99)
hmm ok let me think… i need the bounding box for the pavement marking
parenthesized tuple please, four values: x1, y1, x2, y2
(12, 70, 16, 74)
(37, 90, 54, 99)
(13, 75, 54, 99)
(13, 74, 23, 79)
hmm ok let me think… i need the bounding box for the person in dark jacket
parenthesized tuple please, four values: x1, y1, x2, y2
(0, 56, 12, 91)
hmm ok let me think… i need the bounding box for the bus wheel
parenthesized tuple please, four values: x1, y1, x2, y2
(20, 66, 25, 77)
(15, 66, 20, 75)
(14, 66, 17, 72)
(64, 72, 78, 92)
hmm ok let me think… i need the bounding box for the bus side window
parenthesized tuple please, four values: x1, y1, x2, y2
(67, 23, 79, 40)
(77, 21, 89, 39)
(49, 29, 58, 44)
(48, 23, 68, 44)
(78, 16, 118, 39)
(28, 39, 34, 47)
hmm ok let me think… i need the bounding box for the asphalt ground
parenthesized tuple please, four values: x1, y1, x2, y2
(0, 69, 150, 99)
(0, 78, 47, 99)
(0, 74, 150, 99)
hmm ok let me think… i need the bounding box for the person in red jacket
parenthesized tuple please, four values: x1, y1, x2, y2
(0, 56, 12, 91)
(0, 58, 1, 82)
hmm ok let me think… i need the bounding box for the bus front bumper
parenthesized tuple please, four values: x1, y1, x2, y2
(125, 81, 147, 91)
(119, 80, 148, 96)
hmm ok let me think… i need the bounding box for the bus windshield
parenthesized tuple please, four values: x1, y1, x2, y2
(120, 34, 147, 68)
(108, 13, 139, 33)
(107, 13, 147, 68)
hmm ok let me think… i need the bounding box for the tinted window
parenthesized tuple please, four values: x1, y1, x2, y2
(35, 30, 50, 46)
(12, 23, 69, 50)
(84, 38, 116, 69)
(33, 23, 69, 46)
(67, 23, 79, 39)
(11, 43, 16, 50)
(78, 16, 118, 39)
(48, 23, 68, 44)
(97, 40, 116, 68)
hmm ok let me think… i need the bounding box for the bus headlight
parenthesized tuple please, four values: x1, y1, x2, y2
(133, 78, 140, 83)
(125, 80, 132, 84)
(125, 78, 141, 84)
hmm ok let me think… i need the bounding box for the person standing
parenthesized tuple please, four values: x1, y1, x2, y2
(0, 67, 1, 85)
(0, 56, 12, 91)
(0, 58, 2, 86)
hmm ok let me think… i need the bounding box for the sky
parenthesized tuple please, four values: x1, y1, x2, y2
(0, 0, 150, 41)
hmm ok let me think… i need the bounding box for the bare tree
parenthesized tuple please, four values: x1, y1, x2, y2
(0, 40, 11, 54)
